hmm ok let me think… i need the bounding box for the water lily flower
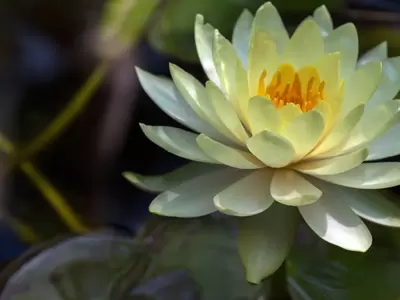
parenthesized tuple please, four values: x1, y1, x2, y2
(125, 2, 400, 283)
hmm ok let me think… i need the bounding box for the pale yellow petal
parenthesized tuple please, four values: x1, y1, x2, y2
(194, 15, 220, 87)
(310, 104, 364, 157)
(248, 96, 282, 135)
(315, 53, 340, 97)
(214, 168, 275, 216)
(367, 122, 400, 161)
(270, 169, 322, 206)
(357, 42, 387, 67)
(282, 19, 324, 68)
(252, 2, 289, 54)
(315, 162, 400, 189)
(247, 130, 296, 168)
(279, 103, 302, 123)
(283, 110, 325, 160)
(248, 29, 280, 96)
(233, 9, 253, 68)
(140, 124, 217, 163)
(197, 134, 264, 169)
(341, 61, 382, 116)
(295, 148, 368, 176)
(313, 5, 333, 37)
(324, 23, 358, 79)
(206, 81, 249, 143)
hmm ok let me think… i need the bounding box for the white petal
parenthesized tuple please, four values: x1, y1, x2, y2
(140, 124, 216, 163)
(367, 122, 400, 161)
(195, 15, 220, 87)
(313, 5, 333, 37)
(295, 148, 368, 176)
(214, 168, 275, 216)
(299, 184, 372, 252)
(252, 2, 289, 54)
(150, 167, 246, 217)
(238, 203, 298, 284)
(282, 19, 324, 68)
(324, 23, 358, 79)
(135, 67, 224, 141)
(366, 57, 400, 110)
(270, 169, 322, 206)
(123, 163, 223, 193)
(315, 162, 400, 189)
(283, 110, 325, 160)
(232, 9, 253, 69)
(197, 134, 264, 169)
(247, 130, 296, 168)
(357, 42, 387, 67)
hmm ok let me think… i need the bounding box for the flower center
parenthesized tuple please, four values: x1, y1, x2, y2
(257, 63, 326, 112)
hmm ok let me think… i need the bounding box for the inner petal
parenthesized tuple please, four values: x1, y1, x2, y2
(258, 64, 326, 112)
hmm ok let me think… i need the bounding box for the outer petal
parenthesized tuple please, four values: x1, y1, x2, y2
(357, 42, 387, 67)
(252, 2, 289, 54)
(270, 169, 322, 206)
(282, 19, 324, 68)
(319, 182, 400, 227)
(238, 203, 298, 284)
(150, 167, 246, 217)
(248, 96, 282, 135)
(123, 163, 223, 193)
(299, 184, 372, 252)
(283, 110, 325, 160)
(197, 134, 264, 169)
(135, 68, 224, 141)
(247, 130, 296, 168)
(195, 15, 220, 87)
(315, 162, 400, 189)
(214, 168, 275, 216)
(340, 61, 382, 116)
(338, 100, 400, 155)
(366, 57, 400, 110)
(324, 23, 358, 79)
(313, 5, 333, 37)
(140, 124, 216, 163)
(295, 148, 368, 176)
(367, 122, 400, 161)
(232, 9, 253, 69)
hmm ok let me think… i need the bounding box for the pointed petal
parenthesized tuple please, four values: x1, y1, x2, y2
(296, 148, 368, 176)
(233, 9, 253, 69)
(367, 122, 400, 161)
(357, 42, 387, 67)
(197, 134, 264, 169)
(248, 29, 280, 96)
(341, 61, 382, 116)
(283, 19, 324, 68)
(283, 110, 325, 159)
(140, 124, 216, 163)
(324, 23, 358, 79)
(253, 2, 289, 54)
(150, 167, 246, 217)
(247, 130, 296, 168)
(136, 67, 224, 140)
(248, 96, 282, 135)
(123, 163, 222, 193)
(312, 104, 364, 156)
(299, 184, 372, 252)
(207, 81, 249, 143)
(339, 100, 400, 155)
(214, 168, 275, 216)
(313, 5, 333, 37)
(366, 57, 400, 110)
(271, 169, 321, 206)
(315, 53, 340, 97)
(195, 15, 220, 86)
(239, 203, 298, 284)
(316, 162, 400, 189)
